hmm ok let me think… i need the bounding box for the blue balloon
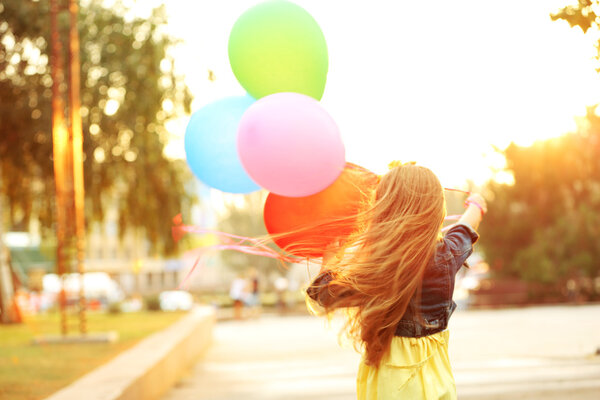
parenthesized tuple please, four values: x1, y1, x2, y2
(184, 95, 260, 193)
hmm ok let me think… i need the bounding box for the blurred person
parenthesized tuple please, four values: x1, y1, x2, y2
(245, 267, 261, 318)
(307, 162, 486, 399)
(274, 275, 288, 314)
(287, 274, 300, 310)
(229, 273, 248, 320)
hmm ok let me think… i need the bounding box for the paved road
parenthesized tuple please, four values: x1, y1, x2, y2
(162, 305, 600, 399)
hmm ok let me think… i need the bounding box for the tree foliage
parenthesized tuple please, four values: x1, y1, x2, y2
(479, 1, 600, 285)
(480, 1, 600, 286)
(0, 0, 195, 255)
(479, 106, 600, 283)
(551, 0, 600, 74)
(550, 0, 598, 34)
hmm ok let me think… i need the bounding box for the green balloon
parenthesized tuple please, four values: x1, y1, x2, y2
(228, 1, 328, 100)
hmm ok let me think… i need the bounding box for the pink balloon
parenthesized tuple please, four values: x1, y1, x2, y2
(237, 92, 345, 197)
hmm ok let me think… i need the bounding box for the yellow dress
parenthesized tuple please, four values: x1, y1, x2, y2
(356, 330, 456, 400)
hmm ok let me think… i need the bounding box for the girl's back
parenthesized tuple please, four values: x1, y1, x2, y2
(306, 163, 487, 399)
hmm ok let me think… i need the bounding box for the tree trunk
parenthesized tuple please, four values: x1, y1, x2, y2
(69, 0, 87, 334)
(0, 165, 20, 324)
(50, 0, 69, 335)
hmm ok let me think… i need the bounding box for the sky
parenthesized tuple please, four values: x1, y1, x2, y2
(146, 0, 600, 188)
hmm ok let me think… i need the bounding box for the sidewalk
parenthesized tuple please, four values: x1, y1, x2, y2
(162, 304, 600, 400)
(44, 306, 215, 400)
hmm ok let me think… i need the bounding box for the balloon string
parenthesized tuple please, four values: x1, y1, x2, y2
(176, 242, 301, 290)
(177, 250, 205, 290)
(173, 224, 302, 262)
(172, 216, 305, 288)
(174, 189, 471, 287)
(444, 188, 470, 194)
(174, 225, 265, 246)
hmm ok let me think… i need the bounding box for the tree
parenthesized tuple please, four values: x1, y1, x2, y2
(0, 0, 194, 256)
(479, 106, 600, 286)
(551, 1, 600, 73)
(478, 1, 600, 296)
(551, 1, 599, 36)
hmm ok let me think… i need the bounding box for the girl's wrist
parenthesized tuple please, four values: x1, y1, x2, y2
(465, 200, 485, 216)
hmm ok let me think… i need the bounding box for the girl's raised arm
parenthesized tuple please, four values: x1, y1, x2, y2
(458, 193, 487, 230)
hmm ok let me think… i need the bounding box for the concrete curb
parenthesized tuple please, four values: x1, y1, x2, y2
(44, 306, 216, 400)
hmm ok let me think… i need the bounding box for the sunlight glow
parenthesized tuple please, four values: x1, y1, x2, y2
(150, 0, 600, 187)
(103, 98, 120, 116)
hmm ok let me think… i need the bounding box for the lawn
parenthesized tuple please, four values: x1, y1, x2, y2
(0, 310, 187, 400)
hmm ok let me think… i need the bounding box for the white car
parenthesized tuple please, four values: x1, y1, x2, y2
(158, 290, 194, 311)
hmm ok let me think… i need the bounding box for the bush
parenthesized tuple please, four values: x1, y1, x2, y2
(145, 295, 161, 311)
(107, 302, 122, 314)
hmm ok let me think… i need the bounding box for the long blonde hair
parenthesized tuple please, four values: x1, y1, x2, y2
(309, 163, 446, 367)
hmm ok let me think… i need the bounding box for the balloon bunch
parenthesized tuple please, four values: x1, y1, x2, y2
(183, 1, 378, 258)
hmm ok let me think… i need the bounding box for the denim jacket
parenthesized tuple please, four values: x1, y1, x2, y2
(306, 223, 479, 338)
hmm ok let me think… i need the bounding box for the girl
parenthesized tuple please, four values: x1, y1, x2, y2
(306, 162, 486, 399)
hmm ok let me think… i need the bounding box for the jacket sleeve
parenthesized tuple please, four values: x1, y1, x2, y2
(306, 270, 359, 308)
(443, 222, 479, 275)
(306, 270, 335, 307)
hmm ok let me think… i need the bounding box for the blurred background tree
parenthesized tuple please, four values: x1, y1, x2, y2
(480, 107, 600, 286)
(0, 0, 195, 256)
(479, 0, 600, 292)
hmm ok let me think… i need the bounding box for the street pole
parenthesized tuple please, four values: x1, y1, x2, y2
(50, 0, 69, 336)
(69, 0, 87, 335)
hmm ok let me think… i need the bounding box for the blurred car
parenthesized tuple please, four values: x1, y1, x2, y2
(453, 253, 490, 309)
(43, 272, 124, 309)
(158, 290, 194, 311)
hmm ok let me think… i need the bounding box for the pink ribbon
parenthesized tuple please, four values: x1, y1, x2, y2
(172, 216, 303, 289)
(173, 188, 473, 287)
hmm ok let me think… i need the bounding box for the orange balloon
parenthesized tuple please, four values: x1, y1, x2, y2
(264, 163, 378, 258)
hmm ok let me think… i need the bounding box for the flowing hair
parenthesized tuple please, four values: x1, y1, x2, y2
(307, 163, 446, 367)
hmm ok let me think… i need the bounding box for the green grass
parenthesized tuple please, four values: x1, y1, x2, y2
(0, 310, 187, 400)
